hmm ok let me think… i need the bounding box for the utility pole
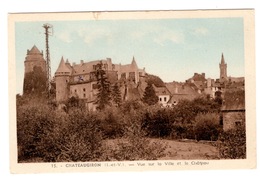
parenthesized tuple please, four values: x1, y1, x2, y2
(43, 23, 53, 98)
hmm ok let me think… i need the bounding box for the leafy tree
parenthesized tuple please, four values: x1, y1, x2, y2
(146, 73, 165, 87)
(95, 62, 111, 110)
(193, 112, 222, 141)
(23, 66, 47, 96)
(142, 83, 158, 105)
(111, 82, 122, 107)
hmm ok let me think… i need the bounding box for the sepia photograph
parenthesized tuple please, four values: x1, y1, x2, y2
(9, 9, 256, 173)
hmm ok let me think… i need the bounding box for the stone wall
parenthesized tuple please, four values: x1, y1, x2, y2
(222, 110, 245, 131)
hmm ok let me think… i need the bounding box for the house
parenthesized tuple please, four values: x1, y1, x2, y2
(221, 89, 245, 131)
(153, 85, 172, 107)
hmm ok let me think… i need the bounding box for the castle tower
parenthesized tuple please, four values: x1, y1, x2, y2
(23, 45, 47, 95)
(219, 53, 227, 82)
(55, 56, 71, 102)
(24, 45, 46, 74)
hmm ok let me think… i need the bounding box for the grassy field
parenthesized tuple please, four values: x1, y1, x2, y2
(105, 138, 219, 160)
(157, 139, 219, 160)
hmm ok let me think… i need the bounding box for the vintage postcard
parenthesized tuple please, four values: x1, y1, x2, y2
(9, 10, 256, 173)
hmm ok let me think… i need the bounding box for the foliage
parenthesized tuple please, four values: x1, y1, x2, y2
(120, 100, 145, 114)
(95, 62, 111, 110)
(142, 82, 159, 105)
(142, 106, 172, 138)
(218, 126, 246, 159)
(17, 103, 57, 162)
(111, 82, 122, 107)
(193, 113, 222, 141)
(17, 92, 225, 162)
(108, 109, 167, 161)
(17, 100, 104, 162)
(146, 73, 165, 87)
(97, 106, 125, 139)
(23, 66, 47, 96)
(56, 109, 104, 162)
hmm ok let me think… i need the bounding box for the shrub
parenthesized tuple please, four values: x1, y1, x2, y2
(97, 106, 125, 139)
(142, 106, 172, 138)
(17, 100, 105, 162)
(56, 109, 104, 162)
(193, 113, 222, 141)
(17, 103, 58, 162)
(107, 109, 167, 161)
(218, 126, 246, 159)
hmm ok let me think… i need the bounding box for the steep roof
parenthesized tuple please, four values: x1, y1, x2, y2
(72, 59, 110, 75)
(28, 45, 41, 54)
(153, 85, 171, 96)
(222, 89, 245, 111)
(56, 56, 71, 74)
(221, 53, 225, 64)
(166, 82, 200, 100)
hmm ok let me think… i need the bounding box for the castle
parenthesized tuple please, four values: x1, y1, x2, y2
(54, 55, 145, 110)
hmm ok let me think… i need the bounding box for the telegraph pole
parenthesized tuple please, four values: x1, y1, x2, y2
(43, 23, 53, 98)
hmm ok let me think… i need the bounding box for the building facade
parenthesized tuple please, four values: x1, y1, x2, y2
(55, 56, 145, 110)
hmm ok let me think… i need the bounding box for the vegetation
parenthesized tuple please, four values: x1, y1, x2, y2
(146, 73, 165, 87)
(142, 82, 159, 105)
(111, 82, 122, 107)
(17, 83, 244, 161)
(23, 66, 47, 96)
(218, 126, 246, 159)
(95, 62, 112, 110)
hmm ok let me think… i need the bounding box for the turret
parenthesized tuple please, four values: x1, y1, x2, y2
(23, 45, 47, 95)
(24, 45, 46, 74)
(55, 56, 71, 102)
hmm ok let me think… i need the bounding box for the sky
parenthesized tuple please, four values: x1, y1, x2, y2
(15, 17, 244, 94)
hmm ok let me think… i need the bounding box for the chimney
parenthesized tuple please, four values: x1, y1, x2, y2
(73, 62, 76, 66)
(80, 60, 84, 64)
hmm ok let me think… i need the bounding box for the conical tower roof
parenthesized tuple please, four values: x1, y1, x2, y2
(221, 53, 225, 64)
(131, 56, 138, 68)
(55, 56, 71, 74)
(29, 45, 41, 54)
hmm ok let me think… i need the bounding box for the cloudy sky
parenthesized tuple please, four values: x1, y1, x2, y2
(15, 17, 244, 94)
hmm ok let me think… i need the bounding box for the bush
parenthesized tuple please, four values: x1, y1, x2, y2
(142, 106, 172, 138)
(218, 126, 246, 159)
(97, 106, 125, 139)
(17, 103, 58, 162)
(193, 113, 222, 141)
(17, 100, 105, 162)
(107, 109, 167, 161)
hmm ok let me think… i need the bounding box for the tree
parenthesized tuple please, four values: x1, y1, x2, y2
(95, 62, 111, 110)
(23, 66, 47, 96)
(142, 83, 158, 105)
(111, 82, 122, 107)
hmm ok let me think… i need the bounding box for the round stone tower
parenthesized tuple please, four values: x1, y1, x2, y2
(55, 56, 71, 102)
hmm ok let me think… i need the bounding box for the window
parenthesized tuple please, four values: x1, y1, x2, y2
(83, 88, 86, 92)
(83, 93, 86, 98)
(159, 97, 162, 102)
(164, 97, 167, 102)
(74, 89, 77, 93)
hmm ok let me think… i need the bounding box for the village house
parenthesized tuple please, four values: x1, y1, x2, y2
(221, 89, 245, 131)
